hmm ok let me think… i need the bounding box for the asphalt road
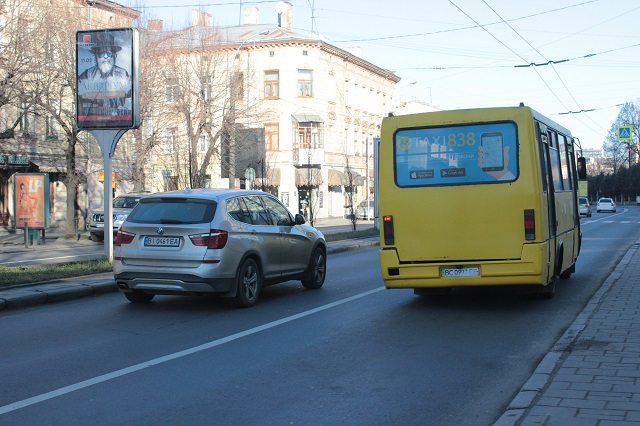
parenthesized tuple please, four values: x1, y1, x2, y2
(0, 209, 637, 425)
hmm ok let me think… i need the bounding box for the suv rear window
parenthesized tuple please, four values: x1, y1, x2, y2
(127, 198, 217, 224)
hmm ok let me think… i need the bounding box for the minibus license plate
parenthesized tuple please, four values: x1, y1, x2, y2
(441, 267, 479, 277)
(144, 237, 180, 247)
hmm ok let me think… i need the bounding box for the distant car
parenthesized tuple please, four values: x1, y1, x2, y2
(356, 199, 375, 220)
(89, 193, 149, 242)
(113, 189, 327, 307)
(578, 196, 591, 217)
(596, 197, 616, 213)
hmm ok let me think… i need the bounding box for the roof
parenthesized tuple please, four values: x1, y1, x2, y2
(143, 23, 400, 83)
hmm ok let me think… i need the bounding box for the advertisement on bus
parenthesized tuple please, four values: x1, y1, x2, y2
(394, 122, 518, 187)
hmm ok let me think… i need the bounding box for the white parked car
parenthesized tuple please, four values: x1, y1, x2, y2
(596, 197, 616, 213)
(88, 193, 149, 242)
(356, 199, 375, 220)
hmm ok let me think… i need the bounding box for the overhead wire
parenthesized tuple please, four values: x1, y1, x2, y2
(478, 0, 604, 134)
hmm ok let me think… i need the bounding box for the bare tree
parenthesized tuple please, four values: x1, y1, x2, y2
(603, 101, 640, 172)
(33, 0, 134, 237)
(0, 0, 47, 140)
(148, 25, 263, 191)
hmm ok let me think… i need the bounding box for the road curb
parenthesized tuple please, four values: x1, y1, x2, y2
(0, 275, 116, 311)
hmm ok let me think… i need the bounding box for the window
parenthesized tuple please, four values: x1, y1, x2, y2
(165, 79, 178, 103)
(394, 122, 518, 187)
(262, 196, 292, 226)
(297, 69, 313, 98)
(233, 72, 244, 100)
(45, 114, 57, 139)
(198, 133, 209, 153)
(201, 76, 212, 102)
(558, 134, 572, 190)
(548, 132, 563, 191)
(264, 71, 279, 99)
(164, 127, 177, 154)
(265, 123, 279, 151)
(227, 197, 252, 224)
(297, 122, 323, 149)
(243, 196, 270, 225)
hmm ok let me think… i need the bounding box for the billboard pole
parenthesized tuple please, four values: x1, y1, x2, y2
(92, 129, 126, 262)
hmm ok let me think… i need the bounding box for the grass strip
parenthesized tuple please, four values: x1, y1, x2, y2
(0, 258, 112, 287)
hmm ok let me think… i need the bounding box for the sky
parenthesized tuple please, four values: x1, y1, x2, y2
(127, 0, 640, 151)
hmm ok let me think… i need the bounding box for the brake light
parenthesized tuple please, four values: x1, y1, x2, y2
(115, 229, 135, 246)
(189, 229, 228, 249)
(383, 215, 394, 245)
(524, 209, 535, 240)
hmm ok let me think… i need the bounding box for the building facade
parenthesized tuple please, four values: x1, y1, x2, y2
(141, 4, 401, 221)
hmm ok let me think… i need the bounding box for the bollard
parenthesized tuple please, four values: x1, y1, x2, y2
(24, 223, 29, 248)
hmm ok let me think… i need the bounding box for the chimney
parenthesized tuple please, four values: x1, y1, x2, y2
(148, 20, 163, 31)
(244, 7, 259, 25)
(192, 9, 212, 27)
(275, 1, 292, 30)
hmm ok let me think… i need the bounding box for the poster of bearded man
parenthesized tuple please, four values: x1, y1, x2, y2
(76, 28, 139, 130)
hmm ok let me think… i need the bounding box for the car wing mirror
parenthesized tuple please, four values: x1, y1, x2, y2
(294, 213, 305, 225)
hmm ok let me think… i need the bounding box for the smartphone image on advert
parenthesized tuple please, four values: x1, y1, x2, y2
(481, 132, 504, 171)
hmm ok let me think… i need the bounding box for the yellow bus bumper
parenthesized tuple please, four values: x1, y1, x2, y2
(379, 244, 550, 288)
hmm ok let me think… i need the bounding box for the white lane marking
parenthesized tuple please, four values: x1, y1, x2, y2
(0, 287, 385, 415)
(580, 209, 628, 225)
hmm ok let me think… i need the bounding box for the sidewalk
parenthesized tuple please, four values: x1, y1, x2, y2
(496, 237, 640, 425)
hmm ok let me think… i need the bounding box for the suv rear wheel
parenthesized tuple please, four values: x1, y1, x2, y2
(232, 258, 261, 308)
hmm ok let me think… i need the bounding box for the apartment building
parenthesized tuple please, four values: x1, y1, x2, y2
(142, 3, 400, 220)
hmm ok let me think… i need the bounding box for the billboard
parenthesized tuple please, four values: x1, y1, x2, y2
(76, 28, 140, 129)
(15, 174, 49, 229)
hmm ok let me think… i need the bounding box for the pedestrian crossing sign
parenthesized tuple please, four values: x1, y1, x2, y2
(618, 126, 633, 141)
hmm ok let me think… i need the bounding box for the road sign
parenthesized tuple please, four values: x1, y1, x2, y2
(618, 126, 632, 141)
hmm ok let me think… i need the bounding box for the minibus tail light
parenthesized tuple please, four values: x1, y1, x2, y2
(383, 215, 395, 245)
(524, 209, 535, 240)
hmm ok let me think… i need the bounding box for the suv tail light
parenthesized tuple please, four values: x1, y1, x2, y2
(189, 229, 228, 249)
(524, 209, 535, 240)
(115, 229, 135, 246)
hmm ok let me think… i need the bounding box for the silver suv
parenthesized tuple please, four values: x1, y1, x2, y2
(88, 193, 148, 242)
(113, 189, 327, 307)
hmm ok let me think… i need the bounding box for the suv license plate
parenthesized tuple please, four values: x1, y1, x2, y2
(144, 237, 180, 247)
(441, 267, 480, 277)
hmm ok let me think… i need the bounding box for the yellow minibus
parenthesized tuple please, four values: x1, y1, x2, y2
(378, 105, 581, 299)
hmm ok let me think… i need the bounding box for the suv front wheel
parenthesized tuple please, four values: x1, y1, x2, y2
(302, 247, 326, 289)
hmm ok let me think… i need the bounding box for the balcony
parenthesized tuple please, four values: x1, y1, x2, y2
(293, 147, 325, 166)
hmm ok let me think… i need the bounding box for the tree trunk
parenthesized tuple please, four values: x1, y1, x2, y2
(65, 183, 77, 238)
